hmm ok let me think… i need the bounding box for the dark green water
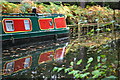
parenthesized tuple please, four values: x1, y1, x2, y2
(2, 39, 120, 80)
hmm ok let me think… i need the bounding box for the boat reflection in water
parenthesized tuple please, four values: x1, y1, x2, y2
(1, 13, 69, 78)
(3, 42, 69, 78)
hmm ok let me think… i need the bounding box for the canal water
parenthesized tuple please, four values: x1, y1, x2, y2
(2, 37, 69, 79)
(2, 37, 120, 80)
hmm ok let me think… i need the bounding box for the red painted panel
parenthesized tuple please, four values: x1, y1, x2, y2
(54, 48, 64, 59)
(38, 18, 54, 30)
(14, 20, 25, 31)
(54, 17, 67, 28)
(3, 19, 32, 33)
(38, 51, 54, 64)
(14, 58, 25, 72)
(4, 56, 32, 75)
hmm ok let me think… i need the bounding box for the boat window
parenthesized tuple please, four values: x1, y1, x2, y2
(24, 20, 30, 30)
(5, 62, 14, 74)
(5, 20, 14, 31)
(24, 57, 30, 68)
(54, 17, 66, 29)
(3, 19, 32, 33)
(38, 18, 54, 30)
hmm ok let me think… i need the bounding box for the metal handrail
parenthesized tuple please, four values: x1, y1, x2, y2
(2, 13, 64, 17)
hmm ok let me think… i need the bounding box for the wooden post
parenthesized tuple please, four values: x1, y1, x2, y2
(97, 20, 100, 43)
(78, 23, 81, 43)
(112, 10, 115, 35)
(87, 25, 89, 35)
(110, 21, 114, 41)
(97, 21, 100, 35)
(93, 26, 95, 35)
(112, 22, 114, 34)
(73, 27, 76, 37)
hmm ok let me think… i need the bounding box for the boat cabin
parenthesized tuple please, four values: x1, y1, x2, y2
(1, 13, 69, 48)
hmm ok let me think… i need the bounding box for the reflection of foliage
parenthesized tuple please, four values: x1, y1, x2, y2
(53, 40, 118, 79)
(7, 36, 119, 79)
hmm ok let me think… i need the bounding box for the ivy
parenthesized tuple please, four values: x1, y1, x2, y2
(76, 59, 82, 65)
(70, 61, 74, 66)
(87, 57, 93, 63)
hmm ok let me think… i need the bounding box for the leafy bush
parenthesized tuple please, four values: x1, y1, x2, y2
(1, 1, 120, 24)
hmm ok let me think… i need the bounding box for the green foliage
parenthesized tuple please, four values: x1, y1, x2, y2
(68, 70, 79, 75)
(76, 59, 82, 65)
(20, 1, 32, 13)
(70, 61, 74, 66)
(101, 75, 117, 80)
(53, 67, 58, 72)
(53, 57, 93, 79)
(57, 68, 63, 72)
(79, 72, 90, 78)
(53, 41, 118, 79)
(64, 68, 73, 73)
(97, 56, 100, 62)
(2, 1, 120, 24)
(92, 70, 104, 78)
(53, 67, 64, 72)
(106, 28, 111, 31)
(87, 57, 93, 63)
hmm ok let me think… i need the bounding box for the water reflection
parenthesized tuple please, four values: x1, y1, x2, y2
(2, 40, 69, 79)
(2, 38, 119, 79)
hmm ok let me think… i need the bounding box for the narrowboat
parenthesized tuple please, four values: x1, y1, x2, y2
(1, 13, 69, 48)
(1, 13, 69, 78)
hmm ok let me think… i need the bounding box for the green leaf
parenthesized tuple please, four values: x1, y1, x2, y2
(75, 74, 81, 78)
(106, 28, 111, 31)
(87, 32, 92, 35)
(104, 22, 112, 26)
(96, 29, 101, 31)
(100, 55, 106, 58)
(102, 76, 117, 80)
(68, 13, 73, 17)
(85, 63, 91, 69)
(68, 70, 75, 75)
(101, 58, 107, 62)
(73, 70, 79, 75)
(79, 72, 90, 78)
(103, 45, 109, 48)
(106, 75, 117, 78)
(92, 75, 99, 78)
(74, 10, 80, 14)
(92, 70, 100, 75)
(70, 49, 75, 52)
(90, 45, 95, 49)
(87, 57, 93, 63)
(57, 68, 63, 72)
(82, 68, 87, 72)
(92, 70, 102, 78)
(64, 68, 73, 73)
(102, 65, 107, 68)
(97, 56, 101, 62)
(95, 19, 99, 22)
(53, 67, 58, 72)
(77, 59, 82, 65)
(111, 20, 115, 23)
(91, 29, 94, 32)
(64, 69, 69, 73)
(97, 50, 101, 53)
(70, 62, 74, 66)
(97, 63, 102, 68)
